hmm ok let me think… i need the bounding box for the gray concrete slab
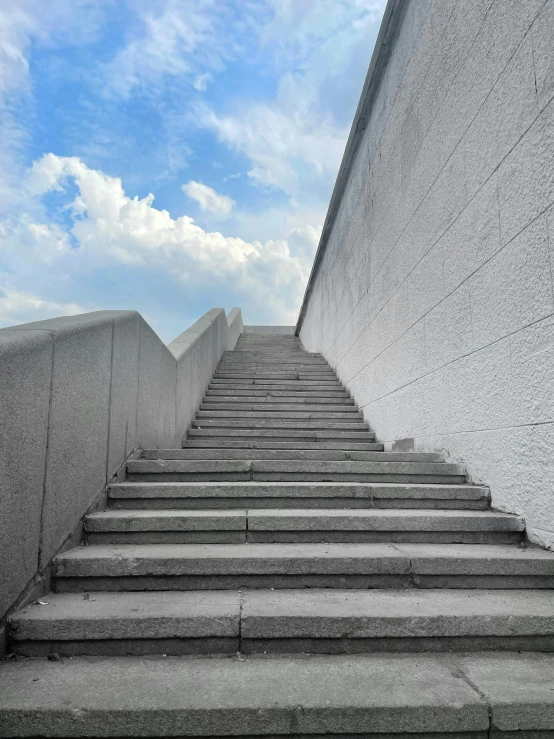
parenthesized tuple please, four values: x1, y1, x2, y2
(108, 481, 489, 501)
(455, 653, 554, 731)
(247, 510, 523, 532)
(0, 654, 489, 736)
(184, 438, 383, 450)
(85, 510, 246, 531)
(142, 449, 444, 462)
(241, 589, 554, 638)
(54, 543, 409, 577)
(191, 419, 369, 429)
(398, 543, 554, 575)
(9, 591, 241, 640)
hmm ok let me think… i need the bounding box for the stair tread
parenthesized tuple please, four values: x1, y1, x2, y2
(87, 508, 522, 532)
(3, 653, 554, 735)
(55, 542, 554, 576)
(10, 589, 554, 641)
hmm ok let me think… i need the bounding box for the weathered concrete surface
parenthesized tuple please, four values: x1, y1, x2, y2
(0, 307, 242, 620)
(9, 591, 241, 640)
(0, 654, 491, 736)
(241, 589, 554, 638)
(0, 331, 52, 618)
(298, 0, 554, 546)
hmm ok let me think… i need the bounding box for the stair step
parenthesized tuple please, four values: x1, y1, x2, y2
(195, 410, 363, 420)
(207, 386, 349, 396)
(203, 394, 353, 403)
(214, 373, 338, 381)
(211, 379, 343, 387)
(183, 439, 383, 450)
(10, 590, 554, 657)
(186, 428, 376, 440)
(142, 449, 443, 462)
(198, 404, 360, 413)
(53, 543, 554, 590)
(84, 509, 521, 545)
(240, 589, 554, 653)
(5, 652, 554, 736)
(85, 510, 247, 544)
(245, 509, 522, 544)
(127, 459, 466, 484)
(108, 482, 490, 510)
(9, 591, 241, 656)
(190, 419, 369, 430)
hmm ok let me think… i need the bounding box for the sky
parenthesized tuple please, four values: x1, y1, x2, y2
(0, 0, 386, 341)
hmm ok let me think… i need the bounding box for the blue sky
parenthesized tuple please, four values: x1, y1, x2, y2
(0, 0, 386, 341)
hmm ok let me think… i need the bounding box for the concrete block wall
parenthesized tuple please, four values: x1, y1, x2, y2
(298, 0, 554, 546)
(0, 307, 243, 620)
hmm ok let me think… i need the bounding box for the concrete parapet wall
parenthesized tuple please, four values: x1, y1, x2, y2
(0, 307, 242, 620)
(298, 0, 554, 545)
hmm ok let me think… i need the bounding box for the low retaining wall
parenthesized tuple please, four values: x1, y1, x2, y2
(0, 307, 242, 621)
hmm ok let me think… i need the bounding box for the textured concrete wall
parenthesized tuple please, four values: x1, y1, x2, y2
(0, 307, 242, 619)
(299, 0, 554, 546)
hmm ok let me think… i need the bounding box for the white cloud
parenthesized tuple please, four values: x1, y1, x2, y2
(102, 0, 228, 98)
(0, 287, 85, 327)
(197, 0, 386, 201)
(193, 72, 212, 92)
(182, 180, 235, 217)
(1, 154, 311, 323)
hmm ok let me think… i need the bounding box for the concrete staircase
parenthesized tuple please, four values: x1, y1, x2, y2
(4, 333, 554, 736)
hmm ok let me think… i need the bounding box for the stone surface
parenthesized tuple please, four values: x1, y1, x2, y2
(241, 589, 554, 638)
(86, 510, 246, 531)
(107, 311, 140, 478)
(54, 543, 409, 577)
(0, 330, 52, 618)
(247, 509, 522, 532)
(9, 591, 240, 640)
(297, 0, 554, 547)
(0, 654, 490, 736)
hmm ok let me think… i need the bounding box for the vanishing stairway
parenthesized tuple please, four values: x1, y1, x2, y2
(4, 332, 554, 737)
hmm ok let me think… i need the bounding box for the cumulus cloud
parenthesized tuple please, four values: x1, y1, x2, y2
(182, 180, 235, 217)
(1, 154, 310, 324)
(0, 287, 85, 327)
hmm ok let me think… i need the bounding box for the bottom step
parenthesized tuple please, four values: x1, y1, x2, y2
(2, 653, 554, 736)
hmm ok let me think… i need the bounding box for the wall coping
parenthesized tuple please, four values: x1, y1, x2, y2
(295, 0, 406, 335)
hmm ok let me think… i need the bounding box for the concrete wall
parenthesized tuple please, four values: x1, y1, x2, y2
(0, 307, 242, 620)
(298, 0, 554, 546)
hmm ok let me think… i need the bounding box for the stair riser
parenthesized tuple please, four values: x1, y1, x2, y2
(190, 421, 369, 429)
(11, 638, 239, 658)
(12, 632, 554, 658)
(198, 406, 360, 413)
(86, 531, 521, 545)
(141, 450, 443, 461)
(186, 430, 376, 439)
(194, 412, 364, 420)
(207, 387, 349, 396)
(54, 574, 554, 591)
(241, 635, 554, 655)
(109, 497, 490, 510)
(183, 440, 383, 449)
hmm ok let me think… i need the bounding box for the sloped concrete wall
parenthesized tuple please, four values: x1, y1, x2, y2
(298, 0, 554, 546)
(0, 307, 242, 620)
